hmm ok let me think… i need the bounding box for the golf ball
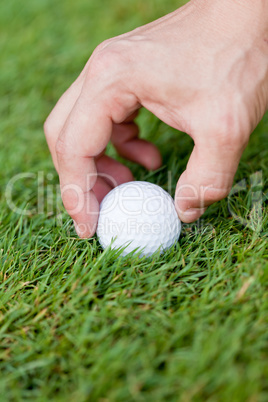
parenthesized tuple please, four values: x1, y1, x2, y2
(97, 181, 181, 257)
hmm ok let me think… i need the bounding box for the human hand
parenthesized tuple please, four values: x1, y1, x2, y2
(44, 0, 268, 238)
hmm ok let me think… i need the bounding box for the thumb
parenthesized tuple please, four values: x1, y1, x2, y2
(175, 134, 247, 223)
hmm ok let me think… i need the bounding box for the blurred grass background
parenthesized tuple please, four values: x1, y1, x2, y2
(0, 0, 267, 400)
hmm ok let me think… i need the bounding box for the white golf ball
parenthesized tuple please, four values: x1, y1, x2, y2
(97, 181, 181, 257)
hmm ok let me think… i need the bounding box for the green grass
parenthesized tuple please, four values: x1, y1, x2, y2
(0, 0, 268, 400)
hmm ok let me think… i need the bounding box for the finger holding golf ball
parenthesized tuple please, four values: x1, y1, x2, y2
(97, 181, 181, 257)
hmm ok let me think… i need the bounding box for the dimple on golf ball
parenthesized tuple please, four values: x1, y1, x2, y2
(97, 181, 181, 257)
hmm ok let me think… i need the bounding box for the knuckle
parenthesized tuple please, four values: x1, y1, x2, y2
(213, 109, 250, 149)
(217, 116, 238, 145)
(93, 39, 112, 54)
(89, 40, 127, 77)
(91, 49, 116, 73)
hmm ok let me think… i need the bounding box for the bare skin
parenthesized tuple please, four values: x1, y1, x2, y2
(44, 0, 268, 238)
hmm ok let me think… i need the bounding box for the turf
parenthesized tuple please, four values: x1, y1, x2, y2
(0, 0, 268, 400)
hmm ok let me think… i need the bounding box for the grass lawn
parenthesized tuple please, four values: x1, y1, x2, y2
(0, 0, 268, 400)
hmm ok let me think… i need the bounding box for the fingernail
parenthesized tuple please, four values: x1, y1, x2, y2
(179, 207, 207, 223)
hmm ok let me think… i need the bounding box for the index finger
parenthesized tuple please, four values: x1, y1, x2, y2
(56, 95, 113, 238)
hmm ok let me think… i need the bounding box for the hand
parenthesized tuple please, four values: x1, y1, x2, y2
(44, 0, 268, 238)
